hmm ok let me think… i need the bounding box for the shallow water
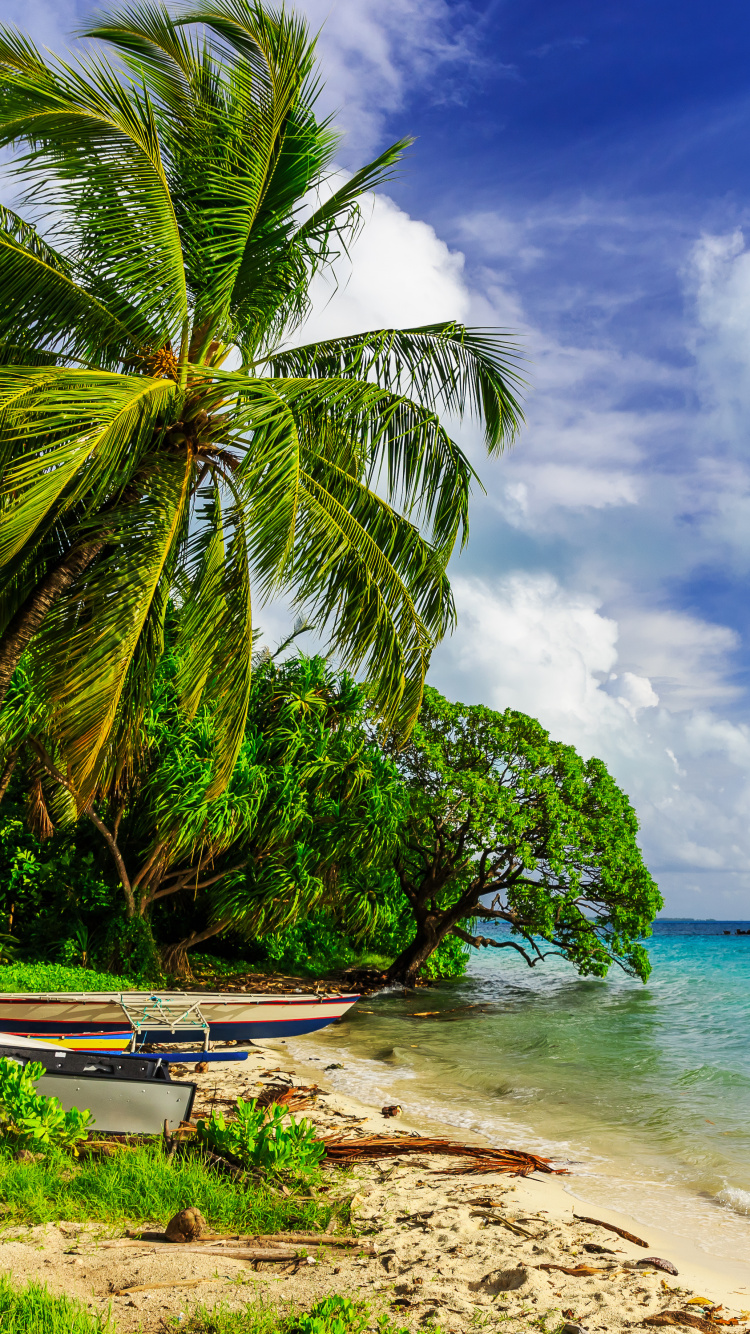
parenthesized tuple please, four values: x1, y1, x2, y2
(289, 920, 750, 1263)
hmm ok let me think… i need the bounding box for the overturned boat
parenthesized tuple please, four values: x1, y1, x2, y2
(0, 989, 359, 1051)
(0, 1033, 199, 1134)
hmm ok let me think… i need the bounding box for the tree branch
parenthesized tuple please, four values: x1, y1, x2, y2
(451, 924, 541, 969)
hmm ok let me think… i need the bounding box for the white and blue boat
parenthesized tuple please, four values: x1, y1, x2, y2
(0, 989, 360, 1051)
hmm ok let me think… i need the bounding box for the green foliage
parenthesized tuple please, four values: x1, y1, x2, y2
(0, 962, 135, 993)
(179, 1296, 411, 1334)
(0, 804, 117, 965)
(287, 1297, 369, 1334)
(0, 1058, 94, 1151)
(0, 1142, 330, 1231)
(101, 914, 161, 981)
(181, 1296, 376, 1334)
(0, 0, 524, 821)
(197, 1099, 324, 1177)
(257, 914, 357, 974)
(0, 1277, 112, 1334)
(384, 685, 662, 982)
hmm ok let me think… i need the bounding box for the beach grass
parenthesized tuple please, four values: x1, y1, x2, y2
(179, 1296, 413, 1334)
(0, 1276, 113, 1332)
(0, 1144, 331, 1232)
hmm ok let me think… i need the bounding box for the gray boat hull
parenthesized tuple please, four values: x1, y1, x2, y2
(38, 1072, 196, 1135)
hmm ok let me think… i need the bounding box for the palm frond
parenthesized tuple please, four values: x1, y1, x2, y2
(0, 30, 188, 343)
(174, 474, 253, 795)
(0, 369, 176, 569)
(265, 321, 526, 454)
(82, 1, 210, 117)
(27, 456, 193, 805)
(0, 223, 147, 367)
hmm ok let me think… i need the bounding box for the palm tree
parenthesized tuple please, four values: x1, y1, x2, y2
(0, 0, 523, 813)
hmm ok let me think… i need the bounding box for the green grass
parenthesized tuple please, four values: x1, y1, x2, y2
(0, 1276, 112, 1332)
(0, 962, 136, 993)
(0, 1145, 331, 1232)
(178, 1296, 412, 1334)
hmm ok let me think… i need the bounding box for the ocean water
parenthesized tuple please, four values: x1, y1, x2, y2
(289, 921, 750, 1263)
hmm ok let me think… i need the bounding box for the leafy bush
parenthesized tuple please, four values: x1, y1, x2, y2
(0, 1277, 112, 1334)
(0, 961, 135, 993)
(197, 1098, 324, 1176)
(0, 1058, 93, 1151)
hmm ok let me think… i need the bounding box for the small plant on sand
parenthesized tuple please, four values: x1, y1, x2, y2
(287, 1296, 369, 1334)
(196, 1099, 324, 1176)
(0, 1276, 112, 1333)
(0, 1058, 93, 1152)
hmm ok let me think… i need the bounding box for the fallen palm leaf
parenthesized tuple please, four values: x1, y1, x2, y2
(255, 1084, 318, 1112)
(573, 1214, 649, 1247)
(319, 1135, 565, 1177)
(537, 1264, 606, 1276)
(641, 1312, 739, 1330)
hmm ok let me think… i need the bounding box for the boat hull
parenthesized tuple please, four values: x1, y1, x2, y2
(0, 991, 359, 1049)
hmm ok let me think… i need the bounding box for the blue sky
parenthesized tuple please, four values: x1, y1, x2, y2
(8, 0, 750, 916)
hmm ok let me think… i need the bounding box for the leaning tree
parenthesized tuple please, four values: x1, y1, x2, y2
(380, 687, 662, 985)
(0, 0, 523, 818)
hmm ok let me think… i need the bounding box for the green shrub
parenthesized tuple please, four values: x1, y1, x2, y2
(0, 961, 135, 993)
(0, 1059, 93, 1151)
(0, 1276, 111, 1333)
(197, 1099, 324, 1177)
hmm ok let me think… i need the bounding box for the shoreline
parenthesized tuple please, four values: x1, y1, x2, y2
(268, 1036, 750, 1310)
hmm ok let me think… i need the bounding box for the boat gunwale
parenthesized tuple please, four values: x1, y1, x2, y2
(0, 991, 359, 1005)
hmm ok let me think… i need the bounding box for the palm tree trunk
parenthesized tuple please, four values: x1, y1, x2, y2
(0, 541, 104, 710)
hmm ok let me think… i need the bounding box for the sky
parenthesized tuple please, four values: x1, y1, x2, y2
(8, 0, 750, 916)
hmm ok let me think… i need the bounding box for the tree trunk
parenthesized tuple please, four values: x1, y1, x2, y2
(0, 541, 104, 710)
(386, 917, 444, 986)
(160, 918, 231, 980)
(0, 749, 19, 804)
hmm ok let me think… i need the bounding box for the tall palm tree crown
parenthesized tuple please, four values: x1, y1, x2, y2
(0, 0, 524, 811)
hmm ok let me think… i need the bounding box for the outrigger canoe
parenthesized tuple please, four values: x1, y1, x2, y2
(0, 990, 359, 1051)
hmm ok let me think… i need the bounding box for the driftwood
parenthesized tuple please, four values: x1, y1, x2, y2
(118, 1231, 374, 1251)
(573, 1214, 649, 1248)
(114, 1277, 229, 1296)
(319, 1135, 565, 1177)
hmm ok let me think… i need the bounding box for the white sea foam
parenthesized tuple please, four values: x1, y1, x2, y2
(716, 1186, 750, 1215)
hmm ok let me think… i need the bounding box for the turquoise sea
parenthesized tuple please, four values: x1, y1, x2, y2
(290, 921, 750, 1263)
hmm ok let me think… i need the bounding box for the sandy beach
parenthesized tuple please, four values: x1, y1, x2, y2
(0, 1038, 746, 1333)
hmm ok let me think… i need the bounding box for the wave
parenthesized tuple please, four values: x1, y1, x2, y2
(716, 1186, 750, 1215)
